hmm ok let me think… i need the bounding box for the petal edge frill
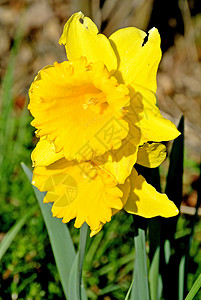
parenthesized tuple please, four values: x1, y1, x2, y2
(90, 177, 131, 237)
(33, 159, 124, 231)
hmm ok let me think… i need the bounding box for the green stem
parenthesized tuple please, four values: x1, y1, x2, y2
(77, 222, 88, 300)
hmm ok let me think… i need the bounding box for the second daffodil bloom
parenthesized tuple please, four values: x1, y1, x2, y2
(29, 12, 180, 235)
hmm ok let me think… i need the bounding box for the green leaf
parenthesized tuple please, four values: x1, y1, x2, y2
(165, 115, 184, 209)
(164, 239, 171, 265)
(68, 253, 88, 300)
(0, 205, 37, 260)
(185, 273, 201, 300)
(131, 218, 149, 300)
(178, 255, 186, 300)
(21, 163, 77, 300)
(159, 116, 185, 299)
(137, 168, 161, 300)
(68, 253, 79, 299)
(149, 247, 162, 300)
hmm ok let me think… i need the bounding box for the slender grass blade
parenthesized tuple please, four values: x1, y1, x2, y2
(185, 273, 201, 300)
(125, 279, 134, 300)
(0, 205, 37, 260)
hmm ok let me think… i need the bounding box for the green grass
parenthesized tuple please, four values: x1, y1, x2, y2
(0, 27, 64, 299)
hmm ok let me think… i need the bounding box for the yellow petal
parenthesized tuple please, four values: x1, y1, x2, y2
(109, 27, 161, 92)
(112, 176, 131, 215)
(28, 58, 129, 161)
(59, 12, 117, 73)
(137, 142, 166, 168)
(124, 168, 179, 218)
(127, 85, 180, 143)
(31, 138, 64, 167)
(90, 176, 131, 237)
(93, 139, 138, 184)
(33, 158, 123, 231)
(92, 115, 142, 184)
(32, 158, 74, 192)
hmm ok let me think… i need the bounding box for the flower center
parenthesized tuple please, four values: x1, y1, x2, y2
(61, 57, 127, 128)
(65, 82, 110, 128)
(82, 91, 109, 115)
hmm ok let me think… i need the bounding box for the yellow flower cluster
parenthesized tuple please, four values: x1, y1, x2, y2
(29, 12, 180, 235)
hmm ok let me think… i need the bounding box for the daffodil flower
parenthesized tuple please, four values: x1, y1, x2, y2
(29, 12, 180, 234)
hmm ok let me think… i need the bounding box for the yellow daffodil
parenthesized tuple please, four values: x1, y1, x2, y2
(29, 12, 180, 234)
